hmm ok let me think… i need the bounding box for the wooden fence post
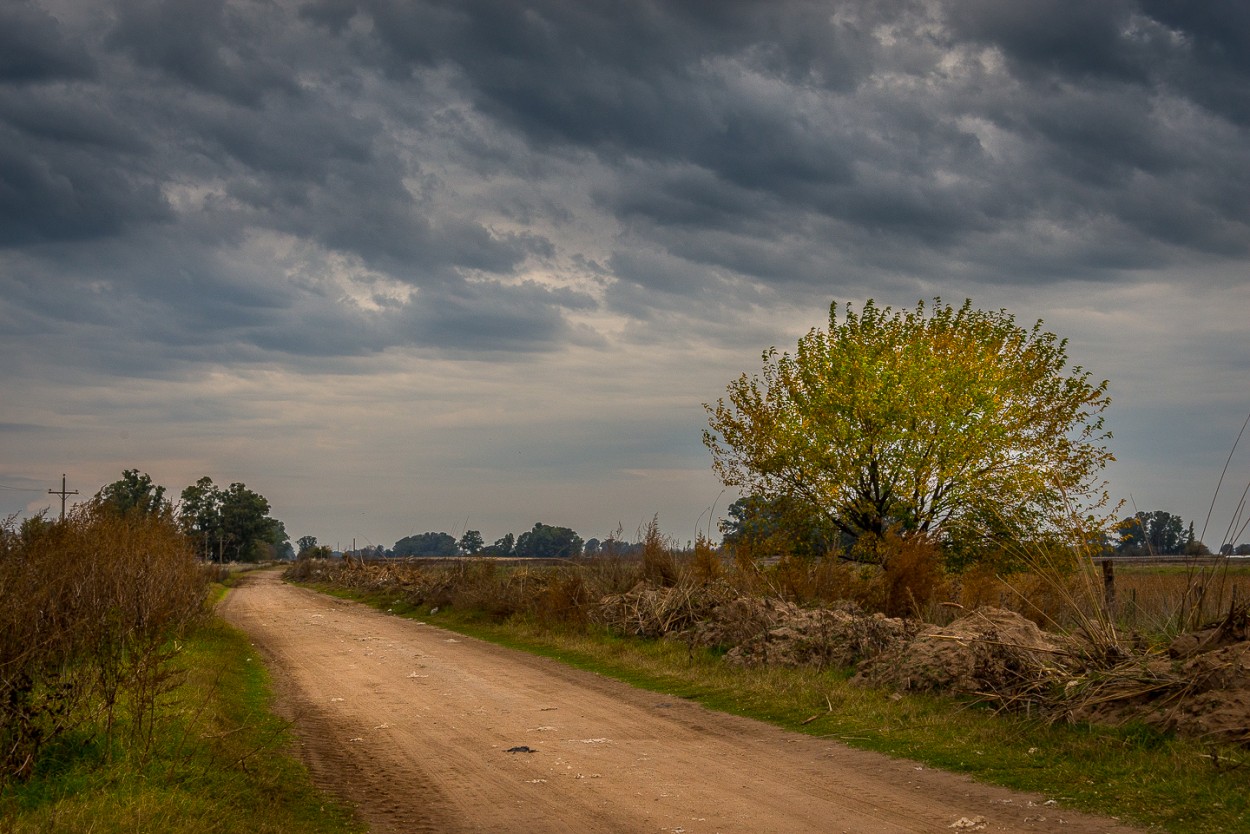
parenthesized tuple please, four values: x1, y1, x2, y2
(1102, 559, 1117, 617)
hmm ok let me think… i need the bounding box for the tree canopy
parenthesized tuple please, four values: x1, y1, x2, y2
(704, 299, 1113, 556)
(719, 494, 841, 559)
(1116, 510, 1188, 555)
(514, 523, 583, 558)
(392, 532, 459, 557)
(480, 532, 515, 556)
(97, 469, 168, 518)
(177, 476, 286, 562)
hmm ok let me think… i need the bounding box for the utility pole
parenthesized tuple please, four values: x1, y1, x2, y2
(48, 473, 79, 521)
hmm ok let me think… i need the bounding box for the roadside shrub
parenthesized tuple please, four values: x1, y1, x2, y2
(0, 503, 206, 781)
(640, 516, 678, 587)
(879, 533, 948, 618)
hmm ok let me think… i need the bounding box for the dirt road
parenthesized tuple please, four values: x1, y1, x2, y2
(219, 571, 1142, 834)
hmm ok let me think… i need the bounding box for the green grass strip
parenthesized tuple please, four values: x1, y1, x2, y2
(0, 592, 362, 834)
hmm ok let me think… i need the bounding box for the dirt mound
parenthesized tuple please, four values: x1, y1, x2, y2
(855, 605, 1250, 747)
(709, 602, 915, 669)
(1070, 640, 1250, 746)
(593, 588, 915, 670)
(854, 608, 1074, 701)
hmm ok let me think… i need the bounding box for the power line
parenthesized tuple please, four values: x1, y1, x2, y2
(0, 483, 43, 492)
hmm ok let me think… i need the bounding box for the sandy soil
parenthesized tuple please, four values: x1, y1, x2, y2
(218, 571, 1144, 834)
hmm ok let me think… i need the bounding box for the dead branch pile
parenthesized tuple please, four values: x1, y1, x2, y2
(591, 587, 915, 669)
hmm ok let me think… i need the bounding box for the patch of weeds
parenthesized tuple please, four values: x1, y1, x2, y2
(0, 617, 362, 834)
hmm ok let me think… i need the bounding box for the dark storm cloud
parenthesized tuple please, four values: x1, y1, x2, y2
(3, 0, 1249, 376)
(0, 1, 95, 84)
(399, 280, 599, 354)
(106, 0, 301, 105)
(292, 0, 1248, 306)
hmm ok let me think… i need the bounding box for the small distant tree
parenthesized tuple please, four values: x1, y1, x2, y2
(704, 298, 1113, 563)
(179, 476, 223, 559)
(481, 533, 515, 556)
(98, 469, 168, 518)
(219, 482, 276, 562)
(459, 530, 484, 555)
(393, 532, 459, 557)
(297, 535, 319, 555)
(267, 518, 293, 560)
(1116, 511, 1188, 555)
(514, 522, 583, 558)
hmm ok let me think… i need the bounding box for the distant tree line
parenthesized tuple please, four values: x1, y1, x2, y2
(1114, 510, 1213, 556)
(380, 522, 585, 559)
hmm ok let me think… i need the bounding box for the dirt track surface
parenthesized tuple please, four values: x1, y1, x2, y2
(219, 571, 1143, 834)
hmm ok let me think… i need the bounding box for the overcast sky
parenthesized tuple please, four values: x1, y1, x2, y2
(3, 0, 1249, 551)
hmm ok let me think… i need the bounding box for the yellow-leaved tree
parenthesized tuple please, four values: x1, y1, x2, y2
(703, 298, 1113, 563)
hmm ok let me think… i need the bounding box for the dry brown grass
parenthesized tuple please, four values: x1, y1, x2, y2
(1, 502, 208, 781)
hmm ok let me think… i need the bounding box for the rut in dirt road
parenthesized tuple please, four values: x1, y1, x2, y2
(219, 570, 1143, 834)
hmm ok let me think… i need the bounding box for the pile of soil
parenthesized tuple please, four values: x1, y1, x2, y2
(1164, 642, 1250, 744)
(854, 605, 1250, 747)
(853, 608, 1075, 701)
(1066, 608, 1250, 746)
(699, 599, 915, 669)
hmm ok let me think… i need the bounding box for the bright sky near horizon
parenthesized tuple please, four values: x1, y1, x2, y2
(2, 1, 1249, 551)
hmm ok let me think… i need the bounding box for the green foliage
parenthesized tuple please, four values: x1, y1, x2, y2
(514, 522, 583, 558)
(97, 470, 168, 518)
(392, 531, 459, 557)
(481, 532, 515, 556)
(220, 483, 278, 562)
(179, 477, 285, 563)
(296, 535, 319, 555)
(459, 530, 484, 555)
(720, 494, 842, 559)
(178, 477, 223, 560)
(1116, 511, 1188, 555)
(704, 298, 1113, 560)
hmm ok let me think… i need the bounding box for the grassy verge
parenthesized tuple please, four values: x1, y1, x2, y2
(313, 582, 1247, 834)
(0, 588, 362, 834)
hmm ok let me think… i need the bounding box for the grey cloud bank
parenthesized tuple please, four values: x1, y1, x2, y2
(2, 0, 1248, 548)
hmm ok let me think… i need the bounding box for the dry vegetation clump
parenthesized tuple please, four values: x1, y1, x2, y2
(591, 579, 736, 638)
(0, 504, 207, 781)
